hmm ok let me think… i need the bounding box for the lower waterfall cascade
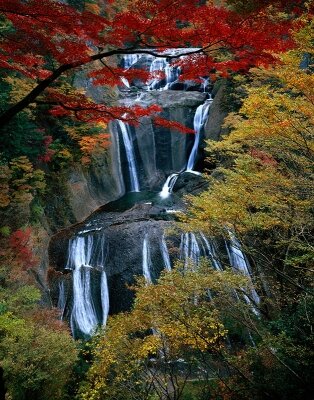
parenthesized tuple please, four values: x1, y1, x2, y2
(116, 119, 140, 192)
(142, 234, 153, 284)
(49, 51, 261, 338)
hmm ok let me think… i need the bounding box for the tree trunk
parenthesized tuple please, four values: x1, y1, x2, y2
(0, 367, 6, 400)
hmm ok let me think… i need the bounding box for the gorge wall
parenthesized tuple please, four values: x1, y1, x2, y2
(47, 53, 242, 338)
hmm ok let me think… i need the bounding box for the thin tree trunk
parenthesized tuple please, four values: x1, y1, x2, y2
(0, 367, 6, 400)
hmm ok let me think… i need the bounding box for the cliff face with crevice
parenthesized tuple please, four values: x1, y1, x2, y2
(47, 86, 226, 227)
(44, 62, 231, 338)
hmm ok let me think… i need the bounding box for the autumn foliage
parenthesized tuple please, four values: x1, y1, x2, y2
(0, 0, 305, 128)
(8, 228, 37, 271)
(0, 1, 313, 399)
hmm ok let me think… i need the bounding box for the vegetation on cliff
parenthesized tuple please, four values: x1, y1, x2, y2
(0, 0, 313, 399)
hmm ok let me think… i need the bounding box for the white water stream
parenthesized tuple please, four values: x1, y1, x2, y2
(101, 271, 109, 326)
(159, 97, 213, 198)
(117, 120, 140, 192)
(148, 57, 180, 90)
(226, 233, 260, 310)
(142, 234, 153, 284)
(186, 97, 213, 172)
(159, 173, 179, 199)
(160, 235, 172, 271)
(66, 235, 110, 336)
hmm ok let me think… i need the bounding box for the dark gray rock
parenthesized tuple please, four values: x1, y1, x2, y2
(137, 91, 206, 108)
(204, 82, 229, 141)
(174, 172, 209, 196)
(48, 200, 182, 322)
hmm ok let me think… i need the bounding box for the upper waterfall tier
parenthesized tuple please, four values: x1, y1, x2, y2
(64, 48, 224, 221)
(119, 49, 210, 92)
(116, 120, 140, 192)
(186, 97, 213, 172)
(114, 50, 212, 193)
(109, 91, 207, 193)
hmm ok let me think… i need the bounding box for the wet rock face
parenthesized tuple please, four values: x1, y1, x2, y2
(48, 199, 182, 329)
(174, 172, 209, 196)
(59, 91, 208, 225)
(204, 82, 229, 142)
(113, 91, 208, 192)
(60, 52, 226, 228)
(47, 97, 227, 336)
(136, 91, 207, 109)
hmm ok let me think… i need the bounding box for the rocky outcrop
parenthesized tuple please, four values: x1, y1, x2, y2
(174, 172, 208, 197)
(118, 91, 207, 189)
(135, 91, 206, 109)
(204, 82, 229, 141)
(47, 91, 208, 228)
(48, 200, 181, 324)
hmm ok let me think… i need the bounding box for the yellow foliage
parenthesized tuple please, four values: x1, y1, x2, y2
(4, 76, 37, 104)
(80, 265, 251, 400)
(85, 3, 101, 14)
(79, 133, 110, 164)
(0, 157, 45, 209)
(183, 18, 313, 241)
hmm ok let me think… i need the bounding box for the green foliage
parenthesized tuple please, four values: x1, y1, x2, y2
(0, 227, 78, 400)
(30, 200, 45, 223)
(0, 226, 11, 237)
(0, 77, 45, 161)
(224, 294, 314, 400)
(79, 263, 253, 400)
(0, 313, 78, 400)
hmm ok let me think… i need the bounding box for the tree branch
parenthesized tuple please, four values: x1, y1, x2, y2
(0, 46, 210, 128)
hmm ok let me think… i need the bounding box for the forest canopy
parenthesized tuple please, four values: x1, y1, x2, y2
(0, 1, 313, 399)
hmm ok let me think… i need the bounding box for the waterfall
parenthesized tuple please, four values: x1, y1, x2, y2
(66, 234, 109, 336)
(189, 233, 201, 267)
(186, 98, 213, 172)
(227, 237, 251, 275)
(53, 50, 225, 335)
(148, 57, 180, 90)
(164, 63, 180, 90)
(66, 235, 92, 270)
(101, 271, 109, 326)
(149, 58, 167, 90)
(201, 77, 209, 93)
(159, 95, 212, 195)
(123, 53, 142, 69)
(180, 232, 201, 269)
(226, 234, 260, 307)
(117, 120, 140, 192)
(142, 234, 153, 284)
(159, 173, 179, 198)
(180, 233, 188, 266)
(71, 266, 98, 336)
(200, 232, 222, 271)
(160, 235, 171, 271)
(121, 54, 143, 88)
(179, 232, 224, 272)
(57, 280, 66, 320)
(120, 76, 130, 88)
